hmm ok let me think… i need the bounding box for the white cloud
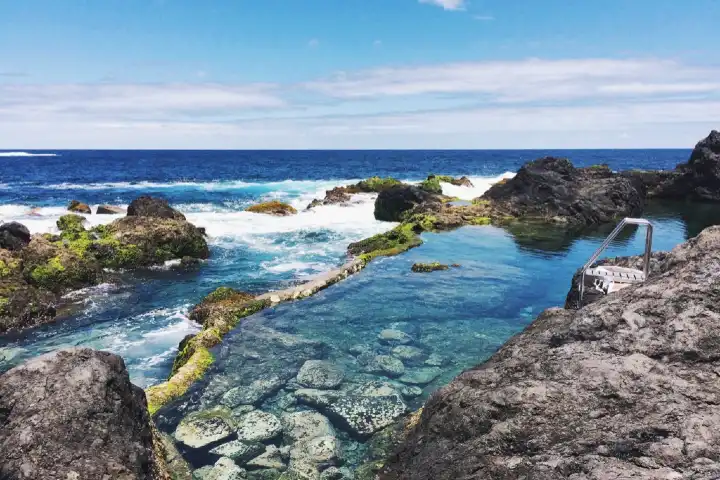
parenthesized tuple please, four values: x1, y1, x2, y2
(419, 0, 466, 11)
(305, 58, 720, 103)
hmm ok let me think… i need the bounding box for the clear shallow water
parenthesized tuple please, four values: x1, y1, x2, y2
(0, 148, 696, 388)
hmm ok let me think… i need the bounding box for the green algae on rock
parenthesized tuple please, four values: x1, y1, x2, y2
(246, 200, 298, 216)
(347, 223, 423, 263)
(410, 262, 449, 273)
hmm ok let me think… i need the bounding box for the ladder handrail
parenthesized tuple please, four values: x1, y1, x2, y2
(578, 218, 653, 308)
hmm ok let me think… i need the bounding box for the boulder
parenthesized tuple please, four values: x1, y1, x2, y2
(391, 346, 425, 362)
(295, 387, 406, 438)
(246, 200, 298, 216)
(174, 407, 235, 449)
(296, 360, 345, 389)
(204, 457, 247, 480)
(246, 445, 286, 470)
(0, 348, 165, 480)
(397, 367, 441, 386)
(374, 185, 438, 222)
(372, 355, 405, 378)
(377, 329, 412, 345)
(281, 411, 336, 444)
(97, 204, 126, 215)
(381, 226, 720, 480)
(0, 221, 31, 250)
(67, 199, 92, 214)
(481, 157, 646, 226)
(235, 410, 283, 442)
(410, 262, 449, 273)
(127, 195, 186, 220)
(221, 375, 286, 407)
(209, 440, 266, 464)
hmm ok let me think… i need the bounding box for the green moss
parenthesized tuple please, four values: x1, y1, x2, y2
(232, 299, 270, 325)
(146, 347, 214, 416)
(0, 259, 19, 278)
(403, 214, 438, 232)
(472, 198, 490, 205)
(356, 176, 401, 192)
(469, 217, 492, 226)
(61, 231, 93, 257)
(419, 174, 455, 194)
(349, 223, 423, 263)
(205, 286, 238, 303)
(0, 297, 8, 314)
(57, 214, 86, 234)
(411, 262, 449, 273)
(246, 200, 298, 215)
(29, 256, 66, 289)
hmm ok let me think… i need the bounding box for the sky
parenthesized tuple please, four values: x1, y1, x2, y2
(1, 0, 719, 149)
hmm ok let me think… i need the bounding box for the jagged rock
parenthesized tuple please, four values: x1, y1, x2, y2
(0, 348, 164, 480)
(374, 185, 438, 222)
(127, 195, 186, 220)
(377, 329, 412, 345)
(236, 410, 283, 442)
(398, 367, 442, 386)
(410, 262, 449, 273)
(296, 360, 345, 389)
(295, 388, 406, 438)
(481, 157, 645, 226)
(381, 226, 720, 479)
(246, 445, 286, 470)
(174, 407, 235, 449)
(205, 457, 247, 480)
(289, 435, 341, 475)
(0, 221, 31, 250)
(399, 385, 423, 399)
(221, 375, 286, 407)
(157, 431, 193, 480)
(97, 204, 126, 215)
(67, 199, 92, 214)
(210, 440, 266, 464)
(282, 411, 336, 444)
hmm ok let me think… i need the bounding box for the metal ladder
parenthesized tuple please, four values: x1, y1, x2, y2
(578, 218, 654, 308)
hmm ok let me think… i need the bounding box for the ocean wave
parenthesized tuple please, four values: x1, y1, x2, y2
(30, 178, 358, 191)
(441, 172, 515, 200)
(0, 151, 59, 157)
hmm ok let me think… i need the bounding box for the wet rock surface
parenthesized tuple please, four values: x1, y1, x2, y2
(374, 185, 438, 222)
(381, 226, 720, 479)
(128, 195, 187, 220)
(0, 348, 164, 480)
(0, 221, 31, 250)
(481, 158, 646, 225)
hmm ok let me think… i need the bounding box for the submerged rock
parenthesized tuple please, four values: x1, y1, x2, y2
(67, 199, 92, 214)
(296, 360, 345, 389)
(174, 406, 235, 449)
(410, 262, 449, 273)
(282, 411, 336, 444)
(209, 440, 266, 464)
(398, 367, 442, 386)
(128, 195, 186, 220)
(221, 375, 286, 407)
(236, 410, 283, 442)
(391, 345, 425, 362)
(295, 387, 406, 438)
(0, 221, 31, 250)
(381, 226, 720, 479)
(204, 457, 247, 480)
(0, 348, 165, 479)
(372, 355, 405, 378)
(377, 329, 412, 345)
(246, 200, 298, 216)
(246, 445, 286, 470)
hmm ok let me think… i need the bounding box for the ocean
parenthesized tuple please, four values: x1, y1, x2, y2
(0, 148, 700, 392)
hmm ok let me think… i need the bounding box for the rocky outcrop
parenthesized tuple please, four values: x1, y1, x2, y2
(246, 200, 298, 216)
(0, 221, 31, 250)
(634, 130, 720, 202)
(67, 199, 92, 214)
(418, 175, 473, 194)
(0, 197, 209, 334)
(97, 204, 126, 215)
(381, 226, 720, 479)
(410, 262, 450, 273)
(128, 195, 186, 220)
(306, 177, 402, 209)
(0, 348, 167, 480)
(374, 185, 439, 222)
(482, 158, 646, 226)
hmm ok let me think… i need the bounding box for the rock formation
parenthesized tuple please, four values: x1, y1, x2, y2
(246, 200, 298, 216)
(374, 185, 438, 222)
(380, 225, 720, 479)
(0, 221, 31, 250)
(67, 199, 92, 214)
(0, 348, 168, 479)
(128, 195, 187, 220)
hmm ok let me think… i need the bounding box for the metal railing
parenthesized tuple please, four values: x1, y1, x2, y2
(578, 218, 654, 308)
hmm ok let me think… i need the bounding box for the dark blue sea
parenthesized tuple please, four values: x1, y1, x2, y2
(0, 148, 707, 389)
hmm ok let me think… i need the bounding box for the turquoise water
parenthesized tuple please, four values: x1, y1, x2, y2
(152, 203, 708, 472)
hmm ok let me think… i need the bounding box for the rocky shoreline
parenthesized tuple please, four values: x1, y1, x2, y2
(1, 131, 720, 479)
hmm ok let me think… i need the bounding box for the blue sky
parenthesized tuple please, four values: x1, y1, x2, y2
(1, 0, 719, 149)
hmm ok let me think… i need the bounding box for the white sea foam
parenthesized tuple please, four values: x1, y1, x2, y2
(0, 151, 58, 157)
(440, 172, 516, 200)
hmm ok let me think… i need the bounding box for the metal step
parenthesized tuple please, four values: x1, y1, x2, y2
(577, 218, 654, 308)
